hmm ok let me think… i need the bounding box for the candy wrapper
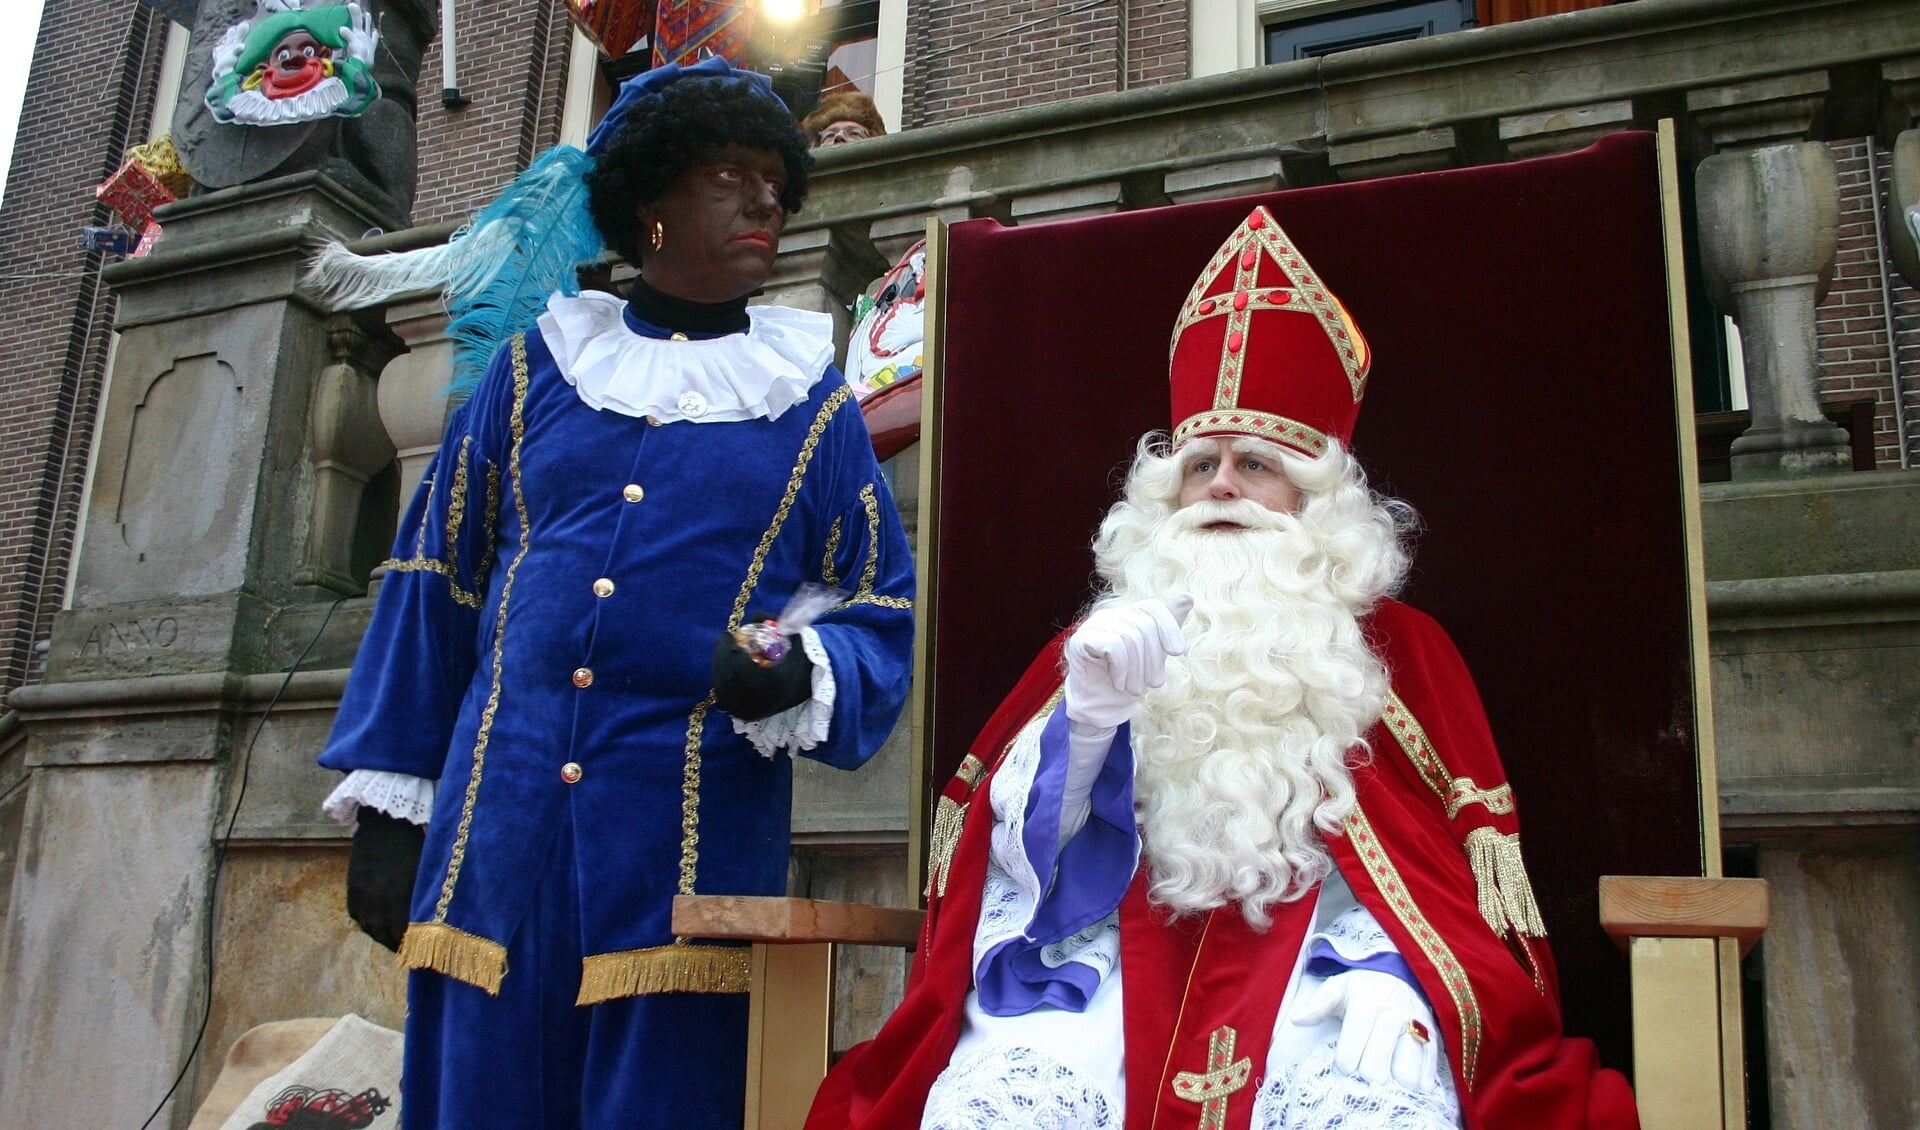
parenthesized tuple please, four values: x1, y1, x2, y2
(730, 583, 846, 667)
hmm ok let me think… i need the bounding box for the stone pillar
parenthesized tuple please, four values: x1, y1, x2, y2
(0, 172, 395, 1128)
(762, 225, 890, 352)
(1696, 143, 1852, 479)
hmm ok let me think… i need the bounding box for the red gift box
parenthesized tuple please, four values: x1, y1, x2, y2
(565, 0, 657, 59)
(96, 157, 176, 229)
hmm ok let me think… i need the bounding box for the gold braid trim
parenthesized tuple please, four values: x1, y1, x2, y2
(431, 335, 532, 924)
(678, 387, 852, 899)
(1345, 805, 1482, 1091)
(677, 694, 715, 896)
(577, 944, 752, 1004)
(379, 557, 483, 608)
(444, 436, 471, 575)
(822, 516, 844, 587)
(1464, 826, 1548, 939)
(1445, 777, 1515, 819)
(397, 921, 508, 995)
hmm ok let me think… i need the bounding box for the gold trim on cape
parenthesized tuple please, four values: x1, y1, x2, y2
(577, 943, 753, 1004)
(1344, 805, 1483, 1091)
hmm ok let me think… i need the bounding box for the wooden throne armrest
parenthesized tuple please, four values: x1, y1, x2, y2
(671, 896, 924, 1130)
(1596, 875, 1769, 1130)
(671, 895, 924, 947)
(1598, 874, 1768, 956)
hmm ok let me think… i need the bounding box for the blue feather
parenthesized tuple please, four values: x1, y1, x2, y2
(307, 145, 607, 402)
(441, 146, 606, 400)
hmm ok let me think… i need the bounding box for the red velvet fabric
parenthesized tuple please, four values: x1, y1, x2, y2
(927, 132, 1699, 1074)
(815, 605, 1640, 1129)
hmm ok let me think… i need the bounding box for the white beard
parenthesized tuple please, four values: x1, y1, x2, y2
(1098, 496, 1392, 928)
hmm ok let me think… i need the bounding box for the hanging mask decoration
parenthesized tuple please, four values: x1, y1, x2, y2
(205, 0, 381, 126)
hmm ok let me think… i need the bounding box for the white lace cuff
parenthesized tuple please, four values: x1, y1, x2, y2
(1309, 902, 1399, 964)
(733, 627, 836, 758)
(323, 769, 436, 826)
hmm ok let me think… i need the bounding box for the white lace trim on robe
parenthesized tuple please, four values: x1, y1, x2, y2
(1252, 1041, 1461, 1130)
(975, 707, 1125, 986)
(537, 290, 833, 423)
(734, 627, 837, 757)
(923, 1043, 1120, 1130)
(323, 769, 436, 826)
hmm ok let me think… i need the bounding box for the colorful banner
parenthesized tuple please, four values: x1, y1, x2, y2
(564, 0, 657, 60)
(651, 0, 753, 68)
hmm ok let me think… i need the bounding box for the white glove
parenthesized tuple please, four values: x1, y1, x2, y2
(344, 3, 379, 64)
(1291, 969, 1442, 1093)
(1062, 596, 1192, 733)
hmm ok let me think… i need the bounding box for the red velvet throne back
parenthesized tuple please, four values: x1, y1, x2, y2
(925, 131, 1702, 1075)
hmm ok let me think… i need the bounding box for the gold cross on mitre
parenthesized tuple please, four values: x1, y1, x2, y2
(1170, 1025, 1252, 1129)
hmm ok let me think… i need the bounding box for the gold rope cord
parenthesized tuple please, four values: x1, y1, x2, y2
(428, 335, 533, 931)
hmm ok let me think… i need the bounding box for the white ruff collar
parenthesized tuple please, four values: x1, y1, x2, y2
(537, 290, 834, 423)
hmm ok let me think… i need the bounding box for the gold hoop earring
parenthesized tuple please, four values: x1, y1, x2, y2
(650, 220, 665, 252)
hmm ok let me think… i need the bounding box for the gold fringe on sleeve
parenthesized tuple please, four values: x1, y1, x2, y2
(1464, 827, 1549, 939)
(398, 922, 509, 995)
(576, 943, 752, 1005)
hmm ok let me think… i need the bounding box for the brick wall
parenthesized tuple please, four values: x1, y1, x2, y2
(1814, 138, 1919, 470)
(412, 0, 572, 226)
(1125, 0, 1188, 90)
(0, 0, 168, 695)
(906, 0, 1115, 127)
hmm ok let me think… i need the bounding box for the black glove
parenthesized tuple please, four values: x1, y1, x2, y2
(712, 627, 815, 721)
(345, 807, 424, 952)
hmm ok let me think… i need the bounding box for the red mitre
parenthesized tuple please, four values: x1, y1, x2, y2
(1168, 206, 1371, 457)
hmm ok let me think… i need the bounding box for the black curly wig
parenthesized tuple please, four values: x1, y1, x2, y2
(585, 77, 813, 267)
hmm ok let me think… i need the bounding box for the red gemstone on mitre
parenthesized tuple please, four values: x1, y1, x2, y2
(1198, 299, 1216, 315)
(1239, 250, 1257, 271)
(1268, 292, 1291, 304)
(1247, 211, 1265, 229)
(1232, 291, 1249, 311)
(1226, 331, 1244, 353)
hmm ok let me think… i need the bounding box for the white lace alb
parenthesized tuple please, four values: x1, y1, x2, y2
(922, 1043, 1119, 1130)
(1252, 1040, 1462, 1130)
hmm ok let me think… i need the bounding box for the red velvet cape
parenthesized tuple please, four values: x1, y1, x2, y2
(807, 599, 1638, 1130)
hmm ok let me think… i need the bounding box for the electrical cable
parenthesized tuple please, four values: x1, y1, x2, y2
(134, 596, 349, 1130)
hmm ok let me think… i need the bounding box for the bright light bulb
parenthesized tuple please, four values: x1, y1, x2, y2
(762, 0, 807, 23)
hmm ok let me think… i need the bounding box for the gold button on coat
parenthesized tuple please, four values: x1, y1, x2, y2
(561, 762, 583, 784)
(622, 483, 644, 502)
(593, 578, 615, 598)
(571, 667, 594, 688)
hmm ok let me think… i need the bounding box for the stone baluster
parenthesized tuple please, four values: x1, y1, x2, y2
(379, 296, 457, 517)
(297, 310, 402, 596)
(1689, 70, 1849, 480)
(1696, 143, 1851, 478)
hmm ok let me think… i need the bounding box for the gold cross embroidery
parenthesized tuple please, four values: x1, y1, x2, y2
(1170, 1025, 1252, 1129)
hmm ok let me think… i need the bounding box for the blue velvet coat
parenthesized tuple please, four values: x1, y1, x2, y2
(321, 318, 914, 1000)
